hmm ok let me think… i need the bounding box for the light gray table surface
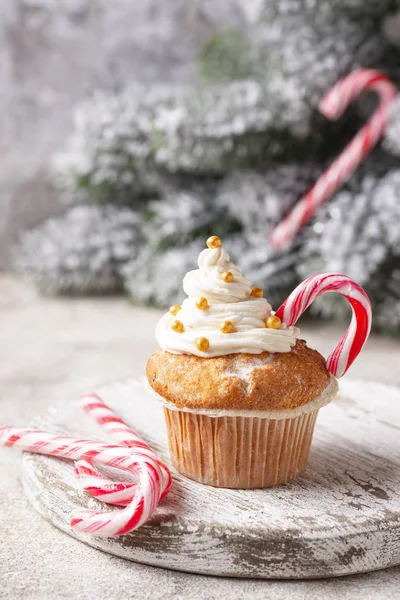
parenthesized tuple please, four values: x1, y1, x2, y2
(1, 276, 400, 600)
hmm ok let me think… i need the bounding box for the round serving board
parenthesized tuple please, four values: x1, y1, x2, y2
(22, 378, 400, 579)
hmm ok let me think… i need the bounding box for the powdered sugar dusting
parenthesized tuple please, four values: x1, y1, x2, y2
(224, 353, 276, 381)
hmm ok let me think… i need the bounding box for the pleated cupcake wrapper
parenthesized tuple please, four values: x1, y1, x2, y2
(164, 407, 319, 489)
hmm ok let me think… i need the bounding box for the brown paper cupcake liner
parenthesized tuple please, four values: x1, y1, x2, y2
(164, 407, 319, 489)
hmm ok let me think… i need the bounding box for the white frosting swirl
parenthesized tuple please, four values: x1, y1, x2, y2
(156, 243, 300, 357)
(183, 246, 252, 303)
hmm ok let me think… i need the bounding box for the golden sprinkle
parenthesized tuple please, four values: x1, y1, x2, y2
(195, 337, 210, 352)
(221, 271, 234, 283)
(169, 304, 182, 316)
(220, 320, 234, 334)
(196, 297, 209, 311)
(250, 287, 263, 298)
(170, 319, 184, 333)
(266, 315, 281, 330)
(207, 235, 222, 249)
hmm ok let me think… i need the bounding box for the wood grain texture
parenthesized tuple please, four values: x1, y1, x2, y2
(22, 378, 400, 579)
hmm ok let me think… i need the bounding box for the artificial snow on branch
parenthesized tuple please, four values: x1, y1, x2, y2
(15, 205, 141, 295)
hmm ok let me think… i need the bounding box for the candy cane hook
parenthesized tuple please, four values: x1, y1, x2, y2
(275, 273, 372, 378)
(270, 69, 397, 249)
(76, 393, 171, 505)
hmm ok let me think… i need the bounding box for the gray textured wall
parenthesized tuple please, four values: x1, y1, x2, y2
(0, 0, 250, 268)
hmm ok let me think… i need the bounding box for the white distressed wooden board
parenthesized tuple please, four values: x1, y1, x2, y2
(22, 378, 400, 579)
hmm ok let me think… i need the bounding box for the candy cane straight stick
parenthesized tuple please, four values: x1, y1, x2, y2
(275, 273, 372, 378)
(270, 69, 397, 249)
(0, 395, 171, 536)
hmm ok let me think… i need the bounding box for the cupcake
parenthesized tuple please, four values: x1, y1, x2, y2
(146, 236, 338, 489)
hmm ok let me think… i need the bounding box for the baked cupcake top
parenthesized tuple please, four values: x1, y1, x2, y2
(156, 236, 300, 357)
(147, 341, 336, 414)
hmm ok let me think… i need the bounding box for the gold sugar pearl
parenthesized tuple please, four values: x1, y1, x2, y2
(221, 271, 234, 283)
(169, 304, 182, 316)
(266, 315, 281, 330)
(206, 235, 222, 249)
(170, 319, 184, 333)
(196, 297, 209, 311)
(195, 337, 210, 352)
(250, 287, 263, 298)
(220, 320, 234, 334)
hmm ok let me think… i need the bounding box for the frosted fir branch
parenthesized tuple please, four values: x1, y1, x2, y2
(15, 205, 141, 295)
(120, 180, 235, 307)
(248, 0, 394, 107)
(216, 165, 320, 233)
(233, 233, 301, 310)
(122, 240, 207, 308)
(299, 170, 400, 286)
(142, 183, 231, 250)
(368, 248, 400, 335)
(384, 97, 400, 157)
(197, 0, 393, 104)
(52, 79, 319, 208)
(214, 165, 321, 307)
(121, 181, 239, 307)
(374, 296, 400, 336)
(52, 85, 178, 205)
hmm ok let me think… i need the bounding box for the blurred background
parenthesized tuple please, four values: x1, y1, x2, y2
(1, 0, 400, 335)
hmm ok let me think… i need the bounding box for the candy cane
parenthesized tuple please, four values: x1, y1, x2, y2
(74, 459, 137, 507)
(270, 69, 397, 249)
(275, 273, 372, 378)
(76, 393, 171, 504)
(0, 395, 171, 537)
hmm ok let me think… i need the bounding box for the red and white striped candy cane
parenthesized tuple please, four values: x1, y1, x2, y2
(270, 69, 397, 249)
(75, 393, 171, 505)
(0, 395, 171, 537)
(74, 459, 136, 507)
(275, 273, 372, 378)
